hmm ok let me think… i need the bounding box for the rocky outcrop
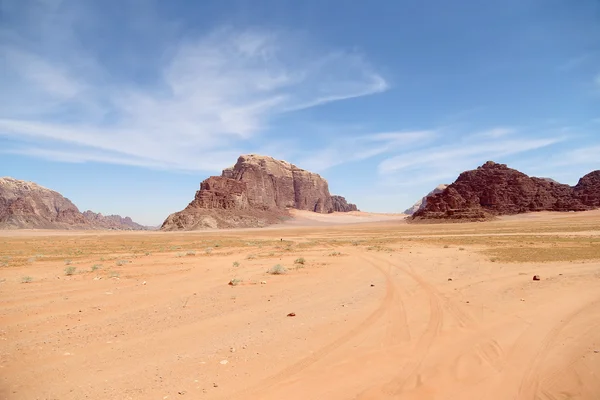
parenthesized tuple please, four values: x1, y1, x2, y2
(0, 177, 89, 229)
(404, 184, 448, 215)
(574, 171, 600, 207)
(331, 195, 358, 212)
(161, 154, 358, 230)
(82, 211, 147, 230)
(221, 155, 334, 213)
(413, 161, 600, 221)
(0, 177, 146, 230)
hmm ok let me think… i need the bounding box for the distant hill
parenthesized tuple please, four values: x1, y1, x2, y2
(412, 161, 600, 221)
(0, 177, 148, 230)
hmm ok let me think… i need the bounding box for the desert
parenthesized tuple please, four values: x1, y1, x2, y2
(2, 2, 599, 398)
(2, 210, 600, 399)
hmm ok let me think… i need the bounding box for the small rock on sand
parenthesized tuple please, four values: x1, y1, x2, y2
(533, 275, 541, 281)
(287, 312, 296, 317)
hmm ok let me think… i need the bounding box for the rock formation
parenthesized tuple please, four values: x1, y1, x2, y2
(413, 161, 600, 221)
(0, 177, 146, 230)
(331, 195, 358, 212)
(574, 171, 600, 207)
(82, 211, 147, 230)
(161, 154, 358, 230)
(404, 184, 449, 215)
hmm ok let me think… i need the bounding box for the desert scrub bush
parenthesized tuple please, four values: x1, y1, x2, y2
(229, 278, 242, 286)
(490, 257, 499, 263)
(64, 259, 72, 265)
(186, 250, 197, 256)
(294, 257, 305, 265)
(351, 240, 360, 246)
(176, 252, 184, 257)
(27, 257, 36, 263)
(115, 259, 129, 266)
(214, 243, 221, 248)
(145, 252, 151, 256)
(267, 264, 287, 275)
(64, 266, 77, 276)
(443, 245, 450, 249)
(232, 261, 240, 268)
(91, 264, 102, 272)
(328, 251, 342, 257)
(204, 247, 213, 255)
(246, 254, 256, 260)
(21, 276, 33, 283)
(109, 271, 120, 278)
(459, 247, 465, 251)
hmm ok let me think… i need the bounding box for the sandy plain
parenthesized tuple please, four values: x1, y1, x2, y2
(1, 210, 600, 400)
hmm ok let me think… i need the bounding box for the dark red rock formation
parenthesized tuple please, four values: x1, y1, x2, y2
(574, 171, 600, 207)
(413, 161, 599, 221)
(331, 195, 358, 212)
(162, 155, 358, 230)
(0, 177, 147, 230)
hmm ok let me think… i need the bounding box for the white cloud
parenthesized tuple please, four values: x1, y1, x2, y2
(0, 15, 388, 171)
(378, 134, 565, 176)
(296, 130, 437, 171)
(471, 127, 515, 139)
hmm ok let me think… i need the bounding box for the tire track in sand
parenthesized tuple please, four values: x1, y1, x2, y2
(238, 250, 400, 399)
(517, 296, 600, 399)
(355, 253, 445, 398)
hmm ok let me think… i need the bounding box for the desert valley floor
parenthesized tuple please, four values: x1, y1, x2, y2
(2, 211, 600, 400)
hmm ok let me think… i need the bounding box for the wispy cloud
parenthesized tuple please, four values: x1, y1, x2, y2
(0, 5, 388, 171)
(470, 127, 515, 139)
(296, 130, 437, 171)
(378, 131, 566, 183)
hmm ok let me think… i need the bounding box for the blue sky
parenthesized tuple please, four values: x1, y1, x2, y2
(0, 0, 599, 226)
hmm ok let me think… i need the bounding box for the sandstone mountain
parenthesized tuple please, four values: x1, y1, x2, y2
(404, 184, 448, 215)
(0, 177, 147, 230)
(161, 154, 358, 230)
(413, 161, 600, 221)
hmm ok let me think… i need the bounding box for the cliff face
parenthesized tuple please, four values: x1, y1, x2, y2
(413, 162, 599, 221)
(0, 177, 88, 229)
(222, 155, 334, 213)
(0, 177, 147, 230)
(162, 154, 358, 230)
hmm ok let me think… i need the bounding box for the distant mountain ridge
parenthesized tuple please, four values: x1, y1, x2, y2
(0, 177, 148, 230)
